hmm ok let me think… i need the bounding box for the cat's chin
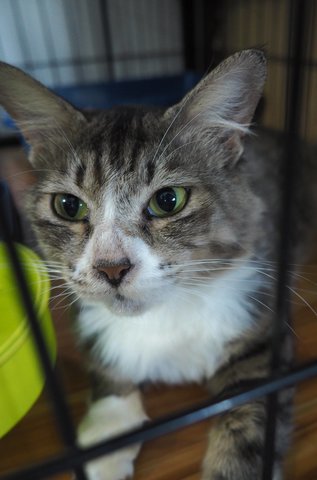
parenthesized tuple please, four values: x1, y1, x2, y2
(80, 289, 152, 316)
(102, 293, 148, 316)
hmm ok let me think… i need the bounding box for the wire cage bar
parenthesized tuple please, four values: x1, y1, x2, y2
(0, 1, 316, 479)
(261, 1, 310, 478)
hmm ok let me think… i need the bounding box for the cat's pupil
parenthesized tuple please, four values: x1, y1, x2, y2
(62, 194, 80, 217)
(156, 188, 177, 212)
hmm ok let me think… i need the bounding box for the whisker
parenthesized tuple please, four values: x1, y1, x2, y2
(52, 119, 81, 164)
(151, 86, 199, 163)
(163, 139, 201, 161)
(156, 110, 214, 163)
(177, 277, 313, 310)
(291, 271, 317, 287)
(247, 294, 300, 339)
(50, 291, 76, 309)
(1, 168, 57, 181)
(247, 294, 274, 313)
(288, 286, 317, 318)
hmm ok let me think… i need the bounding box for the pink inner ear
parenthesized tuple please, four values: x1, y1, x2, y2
(173, 51, 266, 136)
(224, 132, 244, 161)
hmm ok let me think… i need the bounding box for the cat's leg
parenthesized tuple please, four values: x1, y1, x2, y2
(78, 373, 148, 480)
(202, 336, 292, 480)
(202, 400, 284, 480)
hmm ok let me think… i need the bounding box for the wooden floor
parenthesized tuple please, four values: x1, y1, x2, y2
(1, 147, 317, 479)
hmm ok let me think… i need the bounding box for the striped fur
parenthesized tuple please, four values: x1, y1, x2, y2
(1, 50, 315, 479)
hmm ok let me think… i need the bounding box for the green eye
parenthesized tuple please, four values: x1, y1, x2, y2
(147, 187, 189, 218)
(53, 194, 88, 221)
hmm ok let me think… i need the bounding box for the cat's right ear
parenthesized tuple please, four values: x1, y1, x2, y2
(0, 62, 86, 159)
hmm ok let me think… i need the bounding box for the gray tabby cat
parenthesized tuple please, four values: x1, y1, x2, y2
(1, 50, 303, 479)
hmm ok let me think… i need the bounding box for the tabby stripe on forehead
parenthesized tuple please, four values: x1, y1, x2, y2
(128, 116, 146, 172)
(76, 163, 86, 188)
(109, 113, 131, 168)
(145, 157, 156, 184)
(93, 153, 103, 185)
(89, 133, 104, 186)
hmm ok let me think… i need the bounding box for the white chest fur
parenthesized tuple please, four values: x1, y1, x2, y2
(77, 266, 259, 384)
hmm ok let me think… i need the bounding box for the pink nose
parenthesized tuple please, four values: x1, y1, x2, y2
(94, 259, 132, 286)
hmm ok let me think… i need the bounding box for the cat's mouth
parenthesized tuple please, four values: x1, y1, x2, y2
(71, 274, 168, 316)
(108, 293, 146, 315)
(80, 289, 146, 315)
(78, 288, 145, 315)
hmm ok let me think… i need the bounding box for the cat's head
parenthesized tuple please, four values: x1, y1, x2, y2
(0, 50, 266, 315)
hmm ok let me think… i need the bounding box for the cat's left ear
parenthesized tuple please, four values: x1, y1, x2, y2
(0, 62, 86, 159)
(166, 49, 266, 158)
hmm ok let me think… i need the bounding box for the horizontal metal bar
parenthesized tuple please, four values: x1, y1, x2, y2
(2, 360, 317, 480)
(210, 48, 317, 69)
(0, 136, 21, 147)
(13, 50, 184, 73)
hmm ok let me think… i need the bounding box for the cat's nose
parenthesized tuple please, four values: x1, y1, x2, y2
(94, 259, 132, 287)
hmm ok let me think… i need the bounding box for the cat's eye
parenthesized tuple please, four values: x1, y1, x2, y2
(53, 194, 88, 221)
(147, 187, 189, 218)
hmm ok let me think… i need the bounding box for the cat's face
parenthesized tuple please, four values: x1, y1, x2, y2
(0, 50, 267, 315)
(27, 107, 264, 315)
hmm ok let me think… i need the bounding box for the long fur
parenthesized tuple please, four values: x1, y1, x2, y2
(1, 50, 314, 480)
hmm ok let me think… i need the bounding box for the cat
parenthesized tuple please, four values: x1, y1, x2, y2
(1, 49, 312, 480)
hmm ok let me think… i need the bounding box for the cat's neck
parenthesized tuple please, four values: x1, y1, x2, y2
(76, 262, 268, 384)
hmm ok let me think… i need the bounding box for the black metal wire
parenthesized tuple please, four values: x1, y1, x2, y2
(2, 360, 317, 480)
(37, 0, 62, 85)
(62, 0, 86, 83)
(0, 183, 88, 480)
(99, 0, 115, 80)
(7, 51, 183, 74)
(262, 2, 309, 478)
(11, 0, 35, 72)
(1, 2, 317, 480)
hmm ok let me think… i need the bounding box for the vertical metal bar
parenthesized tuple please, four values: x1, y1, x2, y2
(63, 0, 86, 83)
(86, 0, 103, 80)
(194, 0, 205, 71)
(37, 0, 62, 85)
(126, 0, 138, 77)
(302, 0, 315, 140)
(151, 0, 160, 75)
(11, 0, 35, 72)
(181, 0, 225, 73)
(202, 0, 224, 70)
(0, 183, 87, 480)
(256, 0, 264, 49)
(181, 0, 197, 71)
(99, 0, 115, 80)
(261, 1, 309, 479)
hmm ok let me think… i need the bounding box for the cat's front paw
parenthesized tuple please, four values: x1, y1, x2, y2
(77, 392, 148, 480)
(80, 443, 141, 480)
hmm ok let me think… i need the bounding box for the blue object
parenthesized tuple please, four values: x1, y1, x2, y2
(2, 73, 201, 138)
(54, 72, 201, 109)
